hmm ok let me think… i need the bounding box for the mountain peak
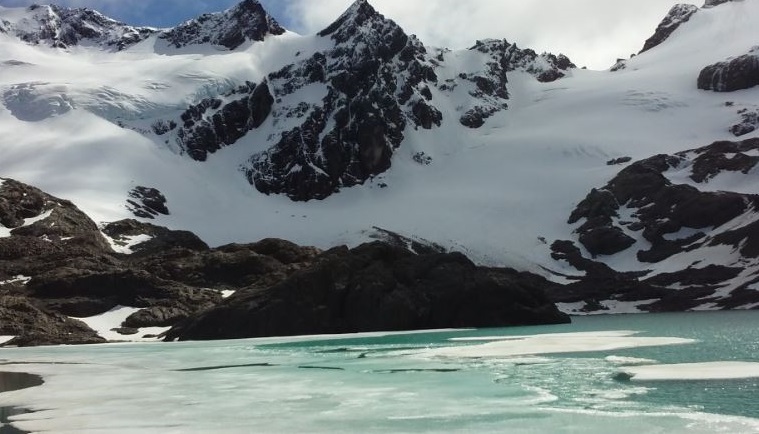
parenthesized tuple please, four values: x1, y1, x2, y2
(7, 3, 155, 50)
(161, 0, 285, 50)
(317, 0, 383, 39)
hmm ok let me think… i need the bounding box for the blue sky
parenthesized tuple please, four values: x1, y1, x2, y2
(0, 0, 686, 69)
(0, 0, 298, 28)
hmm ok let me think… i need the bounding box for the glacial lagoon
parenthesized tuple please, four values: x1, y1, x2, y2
(1, 311, 758, 433)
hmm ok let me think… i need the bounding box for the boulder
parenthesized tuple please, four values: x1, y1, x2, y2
(698, 48, 759, 92)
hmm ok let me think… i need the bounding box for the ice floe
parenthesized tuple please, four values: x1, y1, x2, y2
(618, 361, 759, 381)
(421, 331, 694, 358)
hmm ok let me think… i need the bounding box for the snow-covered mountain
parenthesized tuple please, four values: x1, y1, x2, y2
(0, 0, 758, 314)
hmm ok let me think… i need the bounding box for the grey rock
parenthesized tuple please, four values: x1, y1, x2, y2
(698, 47, 759, 92)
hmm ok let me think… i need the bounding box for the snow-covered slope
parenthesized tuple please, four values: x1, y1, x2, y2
(0, 0, 758, 313)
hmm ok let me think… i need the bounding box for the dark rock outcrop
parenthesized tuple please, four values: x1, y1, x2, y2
(551, 138, 759, 312)
(698, 47, 759, 92)
(703, 0, 736, 8)
(469, 39, 574, 83)
(160, 0, 285, 50)
(239, 3, 574, 200)
(0, 297, 105, 346)
(126, 186, 169, 219)
(245, 0, 437, 200)
(0, 178, 110, 256)
(731, 107, 759, 136)
(102, 219, 209, 256)
(165, 242, 569, 341)
(175, 81, 274, 161)
(457, 39, 573, 127)
(639, 4, 698, 53)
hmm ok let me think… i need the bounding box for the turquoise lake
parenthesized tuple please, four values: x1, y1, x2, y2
(1, 311, 758, 433)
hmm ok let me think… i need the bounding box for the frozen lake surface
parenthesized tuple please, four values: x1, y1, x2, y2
(1, 311, 758, 433)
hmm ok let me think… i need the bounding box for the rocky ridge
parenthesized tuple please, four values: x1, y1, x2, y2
(147, 1, 575, 200)
(550, 138, 759, 313)
(159, 0, 285, 50)
(244, 0, 440, 200)
(1, 0, 575, 202)
(1, 0, 284, 52)
(2, 4, 156, 50)
(0, 178, 568, 346)
(639, 4, 699, 54)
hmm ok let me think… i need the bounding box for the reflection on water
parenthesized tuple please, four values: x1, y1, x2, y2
(0, 372, 42, 434)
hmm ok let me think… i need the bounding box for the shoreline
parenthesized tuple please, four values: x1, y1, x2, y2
(0, 371, 43, 434)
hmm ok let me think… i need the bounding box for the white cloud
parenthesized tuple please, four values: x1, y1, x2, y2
(0, 0, 695, 68)
(283, 0, 693, 69)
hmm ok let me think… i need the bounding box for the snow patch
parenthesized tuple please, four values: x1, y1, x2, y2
(71, 305, 169, 342)
(0, 275, 31, 285)
(0, 335, 15, 345)
(104, 233, 153, 254)
(0, 209, 53, 238)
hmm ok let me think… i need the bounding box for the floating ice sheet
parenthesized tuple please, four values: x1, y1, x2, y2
(619, 361, 759, 381)
(422, 331, 694, 358)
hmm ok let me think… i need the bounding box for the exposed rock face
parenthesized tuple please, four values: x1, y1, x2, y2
(0, 178, 111, 255)
(160, 0, 285, 50)
(0, 297, 105, 347)
(8, 4, 155, 50)
(639, 4, 698, 53)
(731, 107, 759, 136)
(237, 2, 574, 201)
(703, 0, 736, 8)
(453, 39, 573, 128)
(469, 39, 574, 84)
(126, 186, 169, 219)
(102, 219, 209, 256)
(244, 0, 438, 200)
(175, 82, 274, 161)
(165, 242, 569, 341)
(551, 138, 759, 312)
(698, 47, 759, 92)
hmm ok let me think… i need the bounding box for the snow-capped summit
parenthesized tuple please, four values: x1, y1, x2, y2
(160, 0, 285, 50)
(0, 4, 155, 50)
(318, 0, 391, 42)
(244, 0, 439, 200)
